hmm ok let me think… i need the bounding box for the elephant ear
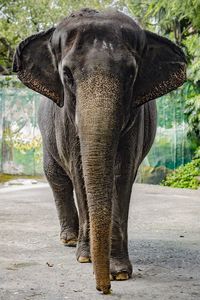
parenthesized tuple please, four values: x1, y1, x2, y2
(133, 30, 187, 107)
(13, 28, 64, 107)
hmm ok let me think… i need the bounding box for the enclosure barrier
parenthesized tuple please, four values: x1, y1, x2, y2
(0, 76, 194, 184)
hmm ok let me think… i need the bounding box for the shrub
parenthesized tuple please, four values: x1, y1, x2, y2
(162, 150, 200, 189)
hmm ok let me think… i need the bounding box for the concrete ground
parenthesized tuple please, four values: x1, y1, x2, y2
(0, 183, 199, 300)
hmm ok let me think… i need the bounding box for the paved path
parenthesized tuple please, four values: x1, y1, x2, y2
(0, 184, 200, 300)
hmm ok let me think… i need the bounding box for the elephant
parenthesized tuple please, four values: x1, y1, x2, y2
(13, 8, 186, 294)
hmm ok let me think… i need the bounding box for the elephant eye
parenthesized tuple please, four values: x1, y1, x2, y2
(63, 67, 74, 86)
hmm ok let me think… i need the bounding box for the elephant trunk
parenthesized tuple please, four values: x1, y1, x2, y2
(77, 72, 122, 294)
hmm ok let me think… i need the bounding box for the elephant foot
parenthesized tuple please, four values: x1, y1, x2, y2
(60, 238, 77, 247)
(110, 272, 129, 281)
(78, 256, 91, 263)
(60, 229, 78, 247)
(76, 240, 91, 263)
(110, 257, 132, 281)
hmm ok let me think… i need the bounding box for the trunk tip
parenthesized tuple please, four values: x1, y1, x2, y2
(96, 283, 112, 295)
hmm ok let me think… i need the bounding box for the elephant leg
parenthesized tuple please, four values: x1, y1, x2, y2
(43, 150, 79, 246)
(72, 153, 90, 263)
(110, 168, 135, 281)
(110, 104, 156, 280)
(110, 131, 142, 280)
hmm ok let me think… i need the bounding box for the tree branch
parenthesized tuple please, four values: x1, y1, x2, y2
(0, 37, 14, 56)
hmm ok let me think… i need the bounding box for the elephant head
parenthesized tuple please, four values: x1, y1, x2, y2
(13, 8, 186, 294)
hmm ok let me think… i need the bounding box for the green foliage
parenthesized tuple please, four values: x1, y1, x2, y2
(184, 82, 200, 142)
(162, 147, 200, 189)
(0, 0, 120, 73)
(184, 35, 200, 83)
(1, 0, 200, 80)
(125, 0, 200, 79)
(0, 75, 24, 87)
(124, 0, 200, 143)
(1, 0, 199, 141)
(1, 0, 200, 182)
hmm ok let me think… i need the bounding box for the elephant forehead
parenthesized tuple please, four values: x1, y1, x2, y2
(57, 8, 140, 29)
(53, 13, 145, 62)
(55, 8, 142, 44)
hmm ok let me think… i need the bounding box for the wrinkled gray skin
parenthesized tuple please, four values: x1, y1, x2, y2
(13, 8, 186, 294)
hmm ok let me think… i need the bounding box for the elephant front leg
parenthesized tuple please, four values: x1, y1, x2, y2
(110, 146, 139, 280)
(52, 178, 78, 247)
(44, 151, 79, 246)
(110, 174, 133, 281)
(72, 157, 91, 263)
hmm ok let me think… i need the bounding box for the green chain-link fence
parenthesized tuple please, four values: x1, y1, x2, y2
(0, 76, 195, 183)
